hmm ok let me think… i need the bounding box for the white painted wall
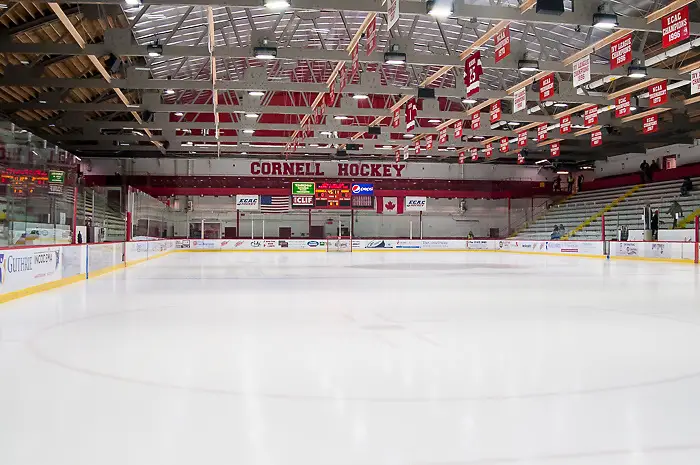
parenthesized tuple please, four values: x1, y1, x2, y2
(83, 158, 550, 181)
(594, 141, 700, 177)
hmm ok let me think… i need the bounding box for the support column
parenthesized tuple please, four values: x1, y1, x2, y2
(236, 210, 240, 238)
(508, 197, 512, 235)
(308, 209, 312, 237)
(695, 216, 699, 264)
(72, 186, 78, 243)
(601, 214, 606, 242)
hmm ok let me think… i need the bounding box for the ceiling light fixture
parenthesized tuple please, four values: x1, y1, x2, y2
(517, 59, 540, 72)
(384, 51, 407, 65)
(426, 0, 453, 18)
(243, 129, 255, 134)
(553, 103, 568, 107)
(535, 160, 549, 165)
(627, 60, 647, 78)
(462, 98, 477, 104)
(253, 46, 278, 59)
(125, 0, 141, 5)
(403, 133, 414, 138)
(146, 43, 163, 57)
(353, 94, 369, 99)
(245, 113, 259, 118)
(174, 112, 184, 117)
(334, 115, 350, 120)
(248, 90, 265, 97)
(557, 171, 570, 175)
(264, 0, 290, 10)
(320, 131, 332, 136)
(164, 88, 175, 95)
(507, 121, 521, 126)
(592, 5, 618, 30)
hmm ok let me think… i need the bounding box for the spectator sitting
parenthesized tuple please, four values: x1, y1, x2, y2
(681, 177, 693, 196)
(551, 225, 561, 240)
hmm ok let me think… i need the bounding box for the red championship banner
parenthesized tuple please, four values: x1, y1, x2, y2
(351, 42, 359, 77)
(610, 33, 633, 70)
(365, 16, 377, 55)
(663, 5, 689, 48)
(338, 63, 347, 93)
(392, 107, 401, 128)
(484, 143, 493, 158)
(438, 127, 448, 144)
(471, 111, 481, 130)
(470, 147, 479, 161)
(550, 141, 560, 158)
(643, 114, 659, 134)
(648, 81, 668, 107)
(405, 98, 417, 131)
(537, 123, 548, 142)
(615, 94, 631, 118)
(539, 73, 555, 101)
(517, 131, 528, 147)
(489, 100, 502, 123)
(458, 150, 466, 164)
(500, 136, 509, 153)
(517, 152, 525, 164)
(494, 25, 510, 63)
(464, 51, 483, 97)
(425, 134, 433, 150)
(327, 81, 336, 106)
(414, 139, 421, 155)
(560, 115, 572, 134)
(454, 120, 463, 138)
(591, 130, 603, 147)
(584, 106, 598, 126)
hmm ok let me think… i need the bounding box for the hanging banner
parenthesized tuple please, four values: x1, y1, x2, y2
(517, 152, 525, 164)
(499, 137, 509, 153)
(464, 51, 483, 97)
(517, 131, 528, 147)
(537, 123, 548, 142)
(471, 111, 481, 130)
(662, 5, 689, 48)
(395, 149, 401, 163)
(458, 150, 466, 164)
(584, 105, 598, 126)
(494, 25, 511, 63)
(692, 69, 700, 95)
(387, 0, 400, 31)
(351, 42, 359, 78)
(405, 98, 417, 131)
(403, 145, 409, 161)
(489, 100, 502, 123)
(425, 134, 433, 150)
(454, 120, 463, 138)
(338, 63, 347, 93)
(648, 81, 668, 107)
(392, 107, 401, 128)
(550, 142, 560, 157)
(560, 115, 572, 134)
(591, 130, 603, 147)
(610, 33, 633, 70)
(513, 87, 527, 113)
(470, 147, 478, 161)
(438, 127, 448, 144)
(327, 81, 336, 106)
(539, 73, 555, 101)
(484, 143, 493, 158)
(615, 94, 631, 118)
(573, 55, 591, 88)
(643, 114, 659, 134)
(414, 139, 421, 155)
(365, 16, 377, 55)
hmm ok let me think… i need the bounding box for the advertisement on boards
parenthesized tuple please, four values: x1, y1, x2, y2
(0, 246, 62, 294)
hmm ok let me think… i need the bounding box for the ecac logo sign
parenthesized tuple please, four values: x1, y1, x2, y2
(351, 183, 374, 195)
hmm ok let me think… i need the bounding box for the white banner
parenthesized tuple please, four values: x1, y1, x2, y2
(573, 55, 591, 88)
(513, 87, 527, 113)
(692, 68, 700, 95)
(387, 0, 399, 30)
(404, 196, 427, 211)
(235, 195, 260, 211)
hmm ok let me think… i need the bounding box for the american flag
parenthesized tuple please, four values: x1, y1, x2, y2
(260, 195, 291, 213)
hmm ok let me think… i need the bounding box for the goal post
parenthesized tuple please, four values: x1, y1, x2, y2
(326, 236, 353, 252)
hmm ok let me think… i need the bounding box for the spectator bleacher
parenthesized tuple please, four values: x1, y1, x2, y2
(515, 176, 700, 240)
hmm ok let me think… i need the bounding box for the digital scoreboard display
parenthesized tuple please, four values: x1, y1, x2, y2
(315, 182, 351, 209)
(1, 168, 49, 197)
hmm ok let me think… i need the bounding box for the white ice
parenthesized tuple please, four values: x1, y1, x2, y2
(2, 251, 700, 465)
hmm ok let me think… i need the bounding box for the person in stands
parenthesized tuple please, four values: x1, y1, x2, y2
(681, 177, 693, 196)
(577, 174, 584, 192)
(553, 176, 561, 193)
(667, 200, 683, 228)
(567, 173, 574, 193)
(651, 209, 659, 241)
(468, 231, 474, 239)
(639, 160, 650, 183)
(551, 225, 561, 240)
(649, 159, 660, 181)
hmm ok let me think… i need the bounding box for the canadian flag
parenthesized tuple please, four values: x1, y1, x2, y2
(377, 196, 404, 215)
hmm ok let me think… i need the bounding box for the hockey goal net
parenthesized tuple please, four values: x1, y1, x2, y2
(326, 236, 353, 252)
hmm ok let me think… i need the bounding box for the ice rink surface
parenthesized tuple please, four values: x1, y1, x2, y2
(2, 251, 700, 465)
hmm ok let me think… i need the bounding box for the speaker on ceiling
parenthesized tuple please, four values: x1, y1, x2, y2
(417, 87, 436, 99)
(368, 126, 381, 135)
(536, 0, 564, 15)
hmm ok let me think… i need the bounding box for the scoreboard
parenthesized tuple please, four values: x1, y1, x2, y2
(315, 182, 351, 209)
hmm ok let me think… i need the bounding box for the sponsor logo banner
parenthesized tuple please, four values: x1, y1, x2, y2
(292, 195, 315, 208)
(292, 182, 315, 195)
(235, 195, 260, 211)
(404, 196, 427, 211)
(351, 183, 374, 195)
